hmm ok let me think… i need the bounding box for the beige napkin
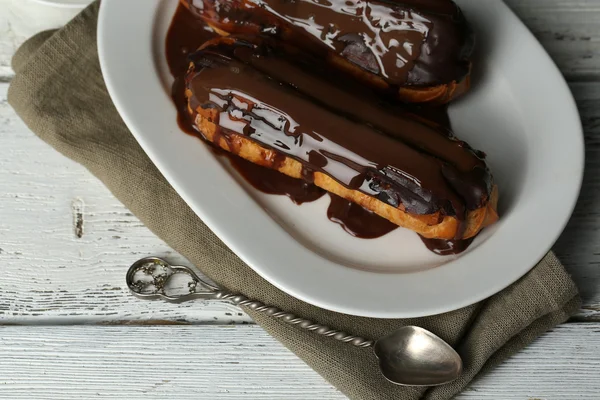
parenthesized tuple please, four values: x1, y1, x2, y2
(7, 2, 581, 399)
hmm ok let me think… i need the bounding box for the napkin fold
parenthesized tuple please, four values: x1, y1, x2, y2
(7, 2, 581, 399)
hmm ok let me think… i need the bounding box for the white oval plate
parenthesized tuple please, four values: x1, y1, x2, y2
(98, 0, 584, 318)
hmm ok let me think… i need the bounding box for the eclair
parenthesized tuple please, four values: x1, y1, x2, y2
(180, 0, 474, 104)
(181, 38, 498, 240)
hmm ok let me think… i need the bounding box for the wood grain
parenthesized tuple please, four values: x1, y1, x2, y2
(0, 83, 251, 325)
(0, 324, 598, 399)
(0, 0, 84, 80)
(457, 323, 600, 399)
(504, 0, 600, 81)
(554, 82, 600, 317)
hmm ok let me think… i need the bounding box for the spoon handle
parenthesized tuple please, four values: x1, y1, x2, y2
(127, 257, 374, 348)
(222, 292, 374, 347)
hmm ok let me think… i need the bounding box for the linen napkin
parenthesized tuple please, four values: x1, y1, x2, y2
(7, 2, 581, 399)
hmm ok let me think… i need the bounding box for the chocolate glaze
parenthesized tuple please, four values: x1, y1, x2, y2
(184, 0, 474, 87)
(166, 4, 480, 254)
(232, 42, 480, 172)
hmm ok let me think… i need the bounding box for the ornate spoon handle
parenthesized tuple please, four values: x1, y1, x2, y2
(127, 257, 374, 348)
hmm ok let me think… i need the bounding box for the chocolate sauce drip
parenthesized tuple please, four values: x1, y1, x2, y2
(172, 76, 198, 136)
(185, 0, 474, 87)
(227, 154, 325, 204)
(327, 194, 398, 239)
(233, 150, 471, 252)
(419, 236, 474, 256)
(230, 146, 470, 252)
(167, 5, 219, 134)
(229, 153, 404, 242)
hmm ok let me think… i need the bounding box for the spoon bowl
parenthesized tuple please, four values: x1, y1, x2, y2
(374, 326, 462, 386)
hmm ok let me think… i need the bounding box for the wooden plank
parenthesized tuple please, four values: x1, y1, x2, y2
(0, 324, 598, 399)
(504, 0, 600, 80)
(0, 0, 19, 80)
(0, 0, 86, 79)
(0, 325, 344, 399)
(555, 82, 600, 320)
(457, 323, 600, 399)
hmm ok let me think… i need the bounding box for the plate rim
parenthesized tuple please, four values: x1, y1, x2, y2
(97, 0, 584, 318)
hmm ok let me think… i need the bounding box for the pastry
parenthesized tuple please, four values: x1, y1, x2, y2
(180, 0, 474, 104)
(181, 38, 498, 240)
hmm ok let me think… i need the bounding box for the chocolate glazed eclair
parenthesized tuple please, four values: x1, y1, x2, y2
(181, 0, 475, 104)
(181, 38, 498, 240)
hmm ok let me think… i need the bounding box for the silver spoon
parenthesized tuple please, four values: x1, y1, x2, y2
(126, 257, 462, 386)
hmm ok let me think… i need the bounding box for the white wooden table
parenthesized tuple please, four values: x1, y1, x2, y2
(1, 0, 599, 398)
